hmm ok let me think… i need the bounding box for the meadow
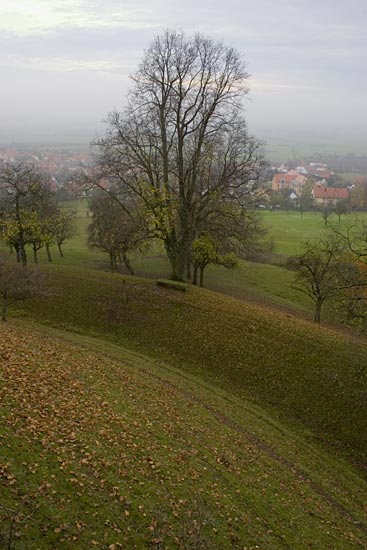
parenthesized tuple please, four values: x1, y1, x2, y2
(1, 323, 366, 548)
(0, 201, 367, 550)
(33, 201, 366, 320)
(2, 203, 367, 547)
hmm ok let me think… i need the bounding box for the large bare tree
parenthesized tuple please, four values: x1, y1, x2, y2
(93, 30, 264, 280)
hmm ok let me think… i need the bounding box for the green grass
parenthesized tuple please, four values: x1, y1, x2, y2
(4, 202, 367, 322)
(260, 210, 367, 255)
(1, 323, 367, 548)
(261, 211, 328, 254)
(2, 201, 367, 547)
(13, 264, 367, 469)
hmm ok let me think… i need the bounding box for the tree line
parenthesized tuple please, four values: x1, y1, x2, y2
(0, 162, 76, 267)
(0, 162, 76, 320)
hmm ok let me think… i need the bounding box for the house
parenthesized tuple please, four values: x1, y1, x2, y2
(272, 171, 307, 192)
(312, 185, 349, 206)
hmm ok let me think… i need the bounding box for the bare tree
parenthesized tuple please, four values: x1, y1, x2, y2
(54, 209, 76, 258)
(93, 30, 264, 280)
(320, 205, 333, 227)
(334, 200, 349, 223)
(332, 217, 367, 259)
(0, 255, 47, 321)
(286, 236, 346, 323)
(88, 192, 148, 273)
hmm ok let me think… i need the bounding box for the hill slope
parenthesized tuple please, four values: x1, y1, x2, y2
(1, 324, 367, 548)
(17, 265, 367, 467)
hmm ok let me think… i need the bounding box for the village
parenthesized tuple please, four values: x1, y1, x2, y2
(1, 143, 367, 211)
(258, 159, 367, 211)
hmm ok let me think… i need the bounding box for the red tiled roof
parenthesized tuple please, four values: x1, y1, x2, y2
(312, 185, 349, 199)
(273, 174, 295, 184)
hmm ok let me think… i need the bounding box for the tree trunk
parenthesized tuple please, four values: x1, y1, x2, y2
(19, 241, 27, 267)
(164, 230, 193, 282)
(165, 246, 185, 281)
(186, 260, 191, 280)
(109, 252, 115, 272)
(122, 254, 134, 275)
(314, 300, 322, 323)
(57, 242, 64, 258)
(192, 265, 198, 286)
(1, 301, 7, 322)
(45, 243, 52, 262)
(199, 267, 204, 288)
(33, 244, 38, 264)
(14, 243, 20, 263)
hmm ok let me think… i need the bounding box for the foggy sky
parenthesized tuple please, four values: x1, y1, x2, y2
(1, 0, 367, 151)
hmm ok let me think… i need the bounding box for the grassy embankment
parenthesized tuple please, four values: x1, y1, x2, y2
(47, 202, 366, 318)
(1, 204, 367, 547)
(14, 264, 367, 468)
(1, 322, 367, 548)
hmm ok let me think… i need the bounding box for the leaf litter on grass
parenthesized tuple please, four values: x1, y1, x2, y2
(1, 324, 367, 548)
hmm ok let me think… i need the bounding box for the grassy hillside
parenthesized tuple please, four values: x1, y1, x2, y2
(15, 264, 367, 468)
(1, 324, 367, 548)
(37, 201, 363, 318)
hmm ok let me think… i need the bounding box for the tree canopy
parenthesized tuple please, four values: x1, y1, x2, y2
(92, 30, 265, 280)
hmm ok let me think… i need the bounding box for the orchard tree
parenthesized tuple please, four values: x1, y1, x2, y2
(287, 236, 345, 323)
(298, 179, 313, 218)
(191, 235, 237, 287)
(53, 209, 76, 258)
(93, 30, 264, 280)
(350, 177, 367, 210)
(320, 205, 333, 226)
(334, 200, 349, 223)
(0, 255, 46, 321)
(88, 192, 148, 273)
(0, 163, 54, 266)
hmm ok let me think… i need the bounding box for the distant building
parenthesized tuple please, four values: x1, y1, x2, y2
(272, 171, 307, 192)
(312, 185, 349, 206)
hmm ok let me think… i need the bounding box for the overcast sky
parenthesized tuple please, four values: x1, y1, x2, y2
(1, 0, 366, 151)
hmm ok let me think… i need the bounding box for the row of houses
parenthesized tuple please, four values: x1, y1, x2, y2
(271, 164, 349, 206)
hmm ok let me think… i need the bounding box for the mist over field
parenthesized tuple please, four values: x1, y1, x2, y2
(1, 0, 366, 154)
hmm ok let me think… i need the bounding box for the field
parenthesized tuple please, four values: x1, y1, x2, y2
(2, 203, 367, 547)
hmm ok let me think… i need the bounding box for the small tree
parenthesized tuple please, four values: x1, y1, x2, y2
(0, 256, 46, 321)
(286, 236, 346, 323)
(334, 200, 349, 223)
(88, 193, 148, 274)
(54, 209, 76, 257)
(298, 179, 313, 218)
(191, 235, 237, 287)
(0, 163, 52, 267)
(331, 218, 367, 326)
(320, 205, 333, 226)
